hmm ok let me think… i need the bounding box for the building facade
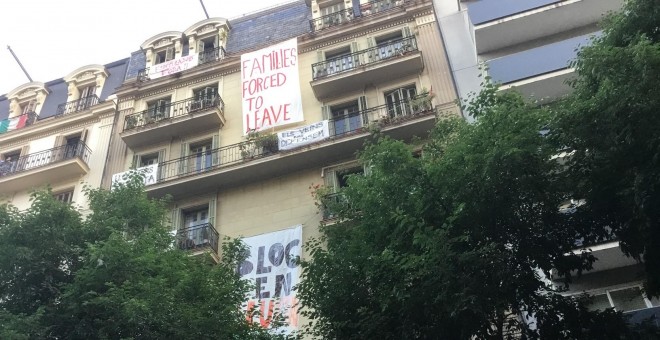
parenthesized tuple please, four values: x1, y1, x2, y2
(434, 0, 660, 324)
(0, 60, 128, 212)
(99, 0, 459, 330)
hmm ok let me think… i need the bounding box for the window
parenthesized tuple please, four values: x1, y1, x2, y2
(0, 151, 21, 176)
(370, 27, 413, 61)
(188, 140, 213, 173)
(63, 135, 81, 159)
(172, 198, 216, 251)
(586, 286, 660, 312)
(77, 85, 97, 111)
(385, 85, 417, 118)
(324, 46, 355, 76)
(155, 47, 174, 64)
(330, 101, 361, 135)
(53, 190, 74, 204)
(139, 153, 159, 167)
(146, 97, 172, 122)
(324, 164, 365, 193)
(191, 86, 218, 111)
(321, 164, 365, 219)
(20, 100, 36, 115)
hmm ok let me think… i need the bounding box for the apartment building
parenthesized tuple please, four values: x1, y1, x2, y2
(101, 0, 459, 330)
(0, 60, 128, 211)
(435, 0, 659, 325)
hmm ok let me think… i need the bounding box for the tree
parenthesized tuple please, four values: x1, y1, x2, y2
(0, 176, 286, 339)
(554, 0, 660, 296)
(297, 83, 655, 339)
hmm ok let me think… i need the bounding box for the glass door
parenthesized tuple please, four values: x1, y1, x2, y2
(331, 102, 361, 135)
(385, 86, 416, 118)
(189, 142, 213, 173)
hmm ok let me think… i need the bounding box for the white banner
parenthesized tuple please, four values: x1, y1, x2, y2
(239, 225, 302, 334)
(241, 38, 304, 134)
(111, 164, 158, 188)
(149, 54, 199, 80)
(278, 120, 330, 151)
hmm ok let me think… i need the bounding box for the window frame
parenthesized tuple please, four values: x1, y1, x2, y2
(580, 283, 658, 313)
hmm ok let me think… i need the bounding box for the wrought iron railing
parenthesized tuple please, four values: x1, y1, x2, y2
(312, 36, 418, 80)
(137, 67, 150, 82)
(149, 94, 434, 184)
(0, 112, 37, 135)
(199, 46, 226, 65)
(123, 95, 225, 131)
(0, 140, 91, 178)
(310, 0, 408, 32)
(56, 95, 100, 116)
(176, 223, 219, 255)
(360, 0, 407, 16)
(310, 8, 354, 31)
(327, 93, 433, 136)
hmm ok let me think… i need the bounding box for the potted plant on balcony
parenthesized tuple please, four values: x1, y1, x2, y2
(241, 130, 280, 160)
(409, 88, 435, 114)
(125, 115, 138, 130)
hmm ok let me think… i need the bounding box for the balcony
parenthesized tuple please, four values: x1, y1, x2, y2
(143, 97, 447, 199)
(176, 223, 219, 260)
(120, 95, 226, 149)
(488, 34, 595, 101)
(310, 36, 423, 99)
(198, 46, 226, 66)
(0, 141, 91, 194)
(56, 95, 100, 116)
(0, 112, 37, 135)
(310, 8, 354, 32)
(471, 0, 621, 54)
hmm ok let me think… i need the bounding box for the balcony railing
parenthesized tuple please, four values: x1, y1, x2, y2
(137, 67, 150, 82)
(0, 112, 37, 135)
(327, 94, 433, 137)
(148, 95, 435, 184)
(123, 95, 225, 131)
(310, 0, 408, 32)
(312, 36, 418, 80)
(56, 95, 100, 116)
(310, 8, 354, 31)
(176, 223, 219, 255)
(198, 46, 226, 66)
(0, 140, 91, 178)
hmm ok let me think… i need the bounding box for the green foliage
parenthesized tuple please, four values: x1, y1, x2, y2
(0, 174, 287, 339)
(297, 80, 652, 338)
(554, 0, 660, 296)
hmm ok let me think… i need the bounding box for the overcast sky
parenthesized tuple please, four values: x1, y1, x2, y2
(0, 0, 294, 95)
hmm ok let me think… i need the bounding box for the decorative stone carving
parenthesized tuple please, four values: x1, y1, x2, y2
(155, 38, 171, 48)
(199, 24, 215, 34)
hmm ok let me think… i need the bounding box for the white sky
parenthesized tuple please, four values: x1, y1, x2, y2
(0, 0, 295, 95)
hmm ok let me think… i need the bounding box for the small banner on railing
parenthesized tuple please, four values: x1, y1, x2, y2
(239, 225, 302, 334)
(277, 120, 329, 151)
(111, 164, 158, 188)
(148, 54, 199, 80)
(241, 38, 304, 134)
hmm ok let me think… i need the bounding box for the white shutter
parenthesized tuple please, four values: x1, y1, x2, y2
(358, 96, 368, 126)
(165, 47, 174, 61)
(211, 134, 220, 166)
(208, 196, 217, 226)
(170, 208, 181, 232)
(178, 142, 189, 175)
(324, 169, 337, 192)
